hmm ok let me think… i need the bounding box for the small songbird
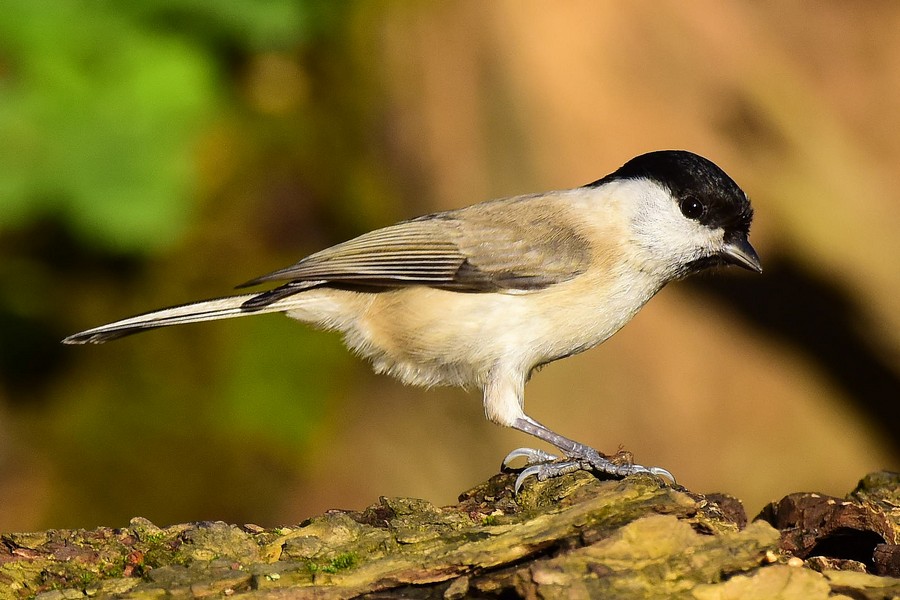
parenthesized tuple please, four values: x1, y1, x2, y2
(64, 150, 761, 491)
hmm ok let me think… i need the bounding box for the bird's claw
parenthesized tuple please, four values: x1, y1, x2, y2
(505, 446, 676, 494)
(513, 460, 585, 493)
(501, 447, 559, 470)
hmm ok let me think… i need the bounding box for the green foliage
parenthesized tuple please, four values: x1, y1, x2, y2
(0, 0, 389, 531)
(0, 0, 337, 253)
(0, 1, 214, 252)
(118, 0, 337, 49)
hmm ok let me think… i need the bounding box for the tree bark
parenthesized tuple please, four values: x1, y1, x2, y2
(2, 471, 900, 599)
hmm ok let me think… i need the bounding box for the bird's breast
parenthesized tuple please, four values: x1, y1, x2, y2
(348, 264, 663, 389)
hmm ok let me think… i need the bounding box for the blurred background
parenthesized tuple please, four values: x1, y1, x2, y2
(1, 1, 899, 532)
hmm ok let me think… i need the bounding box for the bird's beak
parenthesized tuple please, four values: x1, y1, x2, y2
(721, 234, 762, 274)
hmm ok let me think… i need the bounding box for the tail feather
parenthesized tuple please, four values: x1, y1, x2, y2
(63, 293, 295, 345)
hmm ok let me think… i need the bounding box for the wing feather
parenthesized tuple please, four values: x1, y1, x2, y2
(239, 193, 592, 294)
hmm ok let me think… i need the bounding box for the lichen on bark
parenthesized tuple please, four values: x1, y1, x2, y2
(2, 470, 900, 599)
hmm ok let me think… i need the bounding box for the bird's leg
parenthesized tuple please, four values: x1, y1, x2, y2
(503, 415, 675, 493)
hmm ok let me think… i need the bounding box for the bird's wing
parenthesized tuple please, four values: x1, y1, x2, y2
(240, 195, 592, 294)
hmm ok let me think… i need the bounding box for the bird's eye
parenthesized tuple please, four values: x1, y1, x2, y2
(679, 196, 706, 220)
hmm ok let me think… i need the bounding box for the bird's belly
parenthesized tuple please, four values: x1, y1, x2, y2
(346, 272, 661, 389)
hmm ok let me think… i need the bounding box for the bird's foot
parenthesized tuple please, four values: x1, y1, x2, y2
(502, 444, 675, 494)
(501, 447, 560, 467)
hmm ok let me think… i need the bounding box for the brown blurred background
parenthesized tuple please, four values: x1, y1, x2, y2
(1, 1, 898, 532)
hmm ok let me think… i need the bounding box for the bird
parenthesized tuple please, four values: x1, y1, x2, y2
(64, 150, 761, 491)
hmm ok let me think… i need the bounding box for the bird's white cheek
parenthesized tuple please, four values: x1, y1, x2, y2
(694, 227, 727, 260)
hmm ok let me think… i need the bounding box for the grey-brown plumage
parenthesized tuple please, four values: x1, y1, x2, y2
(63, 150, 761, 490)
(239, 196, 593, 308)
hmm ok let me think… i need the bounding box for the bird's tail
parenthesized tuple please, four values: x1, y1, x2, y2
(62, 291, 308, 345)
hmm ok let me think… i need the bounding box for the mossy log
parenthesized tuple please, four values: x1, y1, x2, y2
(2, 471, 900, 599)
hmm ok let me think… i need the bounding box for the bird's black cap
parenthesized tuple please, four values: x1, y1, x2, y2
(588, 150, 754, 235)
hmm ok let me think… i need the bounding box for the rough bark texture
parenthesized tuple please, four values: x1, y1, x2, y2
(2, 471, 900, 599)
